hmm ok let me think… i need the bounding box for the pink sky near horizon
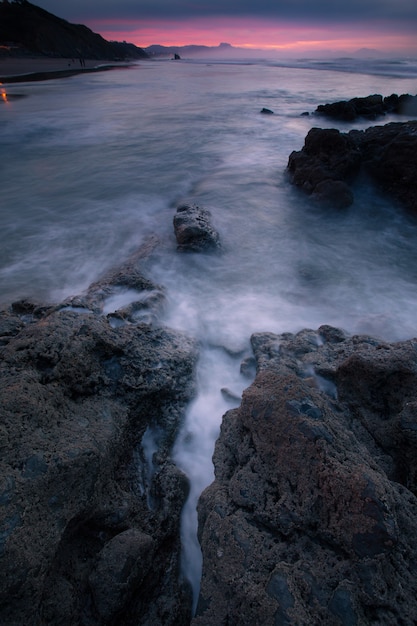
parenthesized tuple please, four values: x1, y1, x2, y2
(87, 16, 417, 55)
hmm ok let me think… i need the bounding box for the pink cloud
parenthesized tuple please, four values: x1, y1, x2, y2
(88, 16, 417, 55)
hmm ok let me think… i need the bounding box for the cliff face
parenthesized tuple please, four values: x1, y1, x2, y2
(0, 0, 148, 60)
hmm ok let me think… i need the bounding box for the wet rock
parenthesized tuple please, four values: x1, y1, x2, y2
(287, 121, 417, 213)
(350, 121, 417, 213)
(0, 309, 24, 345)
(287, 127, 361, 207)
(89, 529, 155, 622)
(173, 204, 221, 252)
(260, 107, 274, 115)
(315, 92, 417, 121)
(220, 387, 242, 403)
(194, 326, 417, 625)
(311, 179, 354, 208)
(0, 244, 198, 625)
(61, 234, 166, 321)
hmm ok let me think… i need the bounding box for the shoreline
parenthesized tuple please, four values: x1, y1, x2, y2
(0, 56, 138, 84)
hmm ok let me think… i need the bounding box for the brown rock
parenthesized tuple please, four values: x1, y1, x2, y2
(194, 327, 417, 625)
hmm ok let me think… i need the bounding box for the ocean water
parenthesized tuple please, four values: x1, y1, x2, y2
(1, 55, 417, 605)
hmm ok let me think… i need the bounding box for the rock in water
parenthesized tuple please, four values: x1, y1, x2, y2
(194, 327, 417, 625)
(315, 92, 417, 121)
(288, 121, 417, 213)
(173, 204, 221, 252)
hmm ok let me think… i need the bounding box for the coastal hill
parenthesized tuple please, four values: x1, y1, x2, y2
(0, 0, 148, 60)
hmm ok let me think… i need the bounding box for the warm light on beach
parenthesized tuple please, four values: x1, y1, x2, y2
(0, 83, 8, 103)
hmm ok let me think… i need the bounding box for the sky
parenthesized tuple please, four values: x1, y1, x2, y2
(33, 0, 417, 56)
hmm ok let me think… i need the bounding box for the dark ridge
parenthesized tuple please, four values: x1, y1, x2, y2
(0, 0, 148, 60)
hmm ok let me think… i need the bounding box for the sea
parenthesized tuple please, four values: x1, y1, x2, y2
(1, 55, 417, 606)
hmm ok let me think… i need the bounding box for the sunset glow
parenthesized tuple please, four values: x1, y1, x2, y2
(88, 16, 417, 56)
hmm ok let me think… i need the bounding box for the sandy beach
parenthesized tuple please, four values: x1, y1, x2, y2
(0, 56, 137, 83)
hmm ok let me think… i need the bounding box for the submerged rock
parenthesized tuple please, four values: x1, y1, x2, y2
(173, 204, 221, 252)
(287, 121, 417, 212)
(194, 326, 417, 625)
(0, 243, 198, 625)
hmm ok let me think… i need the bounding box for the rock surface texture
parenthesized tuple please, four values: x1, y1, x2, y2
(194, 327, 417, 625)
(287, 120, 417, 212)
(0, 243, 198, 625)
(173, 204, 221, 252)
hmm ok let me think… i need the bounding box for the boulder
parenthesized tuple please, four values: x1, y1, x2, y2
(194, 327, 417, 625)
(287, 127, 361, 208)
(350, 122, 417, 213)
(0, 243, 198, 625)
(173, 204, 221, 252)
(287, 121, 417, 213)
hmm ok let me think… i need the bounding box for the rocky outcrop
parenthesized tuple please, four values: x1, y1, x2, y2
(0, 1, 147, 60)
(287, 121, 417, 212)
(0, 241, 198, 625)
(316, 93, 417, 121)
(173, 204, 221, 252)
(287, 127, 361, 208)
(195, 327, 417, 625)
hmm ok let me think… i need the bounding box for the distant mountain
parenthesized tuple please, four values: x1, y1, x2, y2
(0, 0, 148, 60)
(145, 42, 253, 58)
(352, 48, 385, 59)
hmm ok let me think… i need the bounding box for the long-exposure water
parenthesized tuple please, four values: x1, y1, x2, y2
(1, 55, 417, 605)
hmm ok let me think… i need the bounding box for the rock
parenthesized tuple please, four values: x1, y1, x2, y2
(287, 127, 361, 207)
(287, 121, 417, 213)
(0, 244, 198, 625)
(312, 179, 354, 209)
(315, 93, 417, 121)
(89, 529, 155, 622)
(173, 204, 221, 252)
(194, 326, 417, 625)
(350, 121, 417, 213)
(220, 387, 242, 403)
(260, 108, 274, 115)
(0, 309, 24, 346)
(59, 235, 166, 325)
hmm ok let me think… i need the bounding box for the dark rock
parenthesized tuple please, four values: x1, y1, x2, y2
(316, 92, 417, 121)
(89, 529, 154, 622)
(260, 107, 274, 114)
(220, 387, 242, 403)
(194, 326, 417, 625)
(173, 204, 221, 252)
(312, 179, 354, 209)
(0, 243, 198, 625)
(61, 234, 165, 323)
(239, 355, 257, 379)
(350, 121, 417, 213)
(0, 0, 148, 61)
(287, 127, 361, 207)
(0, 309, 24, 346)
(287, 121, 417, 213)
